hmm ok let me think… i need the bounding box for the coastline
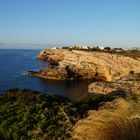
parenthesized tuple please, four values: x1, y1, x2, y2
(28, 48, 140, 97)
(0, 48, 140, 139)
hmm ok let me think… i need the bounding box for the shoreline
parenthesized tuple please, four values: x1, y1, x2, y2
(28, 48, 140, 96)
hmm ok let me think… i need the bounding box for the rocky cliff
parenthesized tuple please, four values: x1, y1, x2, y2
(32, 49, 140, 81)
(36, 49, 68, 61)
(89, 73, 140, 95)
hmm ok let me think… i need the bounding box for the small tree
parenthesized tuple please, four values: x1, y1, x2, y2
(104, 47, 111, 51)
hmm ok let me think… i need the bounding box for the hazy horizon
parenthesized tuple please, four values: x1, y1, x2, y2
(0, 43, 140, 50)
(0, 0, 140, 49)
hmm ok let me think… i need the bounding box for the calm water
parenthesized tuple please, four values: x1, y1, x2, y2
(0, 49, 91, 100)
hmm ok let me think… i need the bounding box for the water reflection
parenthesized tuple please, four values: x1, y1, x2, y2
(40, 79, 93, 101)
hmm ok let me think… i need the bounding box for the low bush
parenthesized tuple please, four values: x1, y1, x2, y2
(0, 88, 138, 140)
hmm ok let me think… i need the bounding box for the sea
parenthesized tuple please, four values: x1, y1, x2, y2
(0, 49, 91, 100)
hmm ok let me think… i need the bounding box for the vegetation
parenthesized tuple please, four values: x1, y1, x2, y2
(75, 93, 118, 118)
(104, 46, 111, 51)
(62, 46, 70, 49)
(72, 95, 140, 140)
(117, 49, 140, 59)
(0, 89, 77, 140)
(0, 89, 117, 140)
(62, 45, 140, 59)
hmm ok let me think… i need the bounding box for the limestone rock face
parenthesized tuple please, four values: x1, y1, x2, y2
(36, 49, 48, 60)
(34, 49, 140, 81)
(36, 68, 67, 80)
(36, 49, 68, 61)
(89, 73, 140, 95)
(60, 50, 140, 81)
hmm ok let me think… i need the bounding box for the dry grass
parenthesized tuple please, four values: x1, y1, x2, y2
(111, 50, 140, 59)
(121, 50, 140, 59)
(71, 97, 140, 140)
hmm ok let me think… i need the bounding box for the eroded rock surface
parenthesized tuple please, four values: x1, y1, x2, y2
(36, 49, 68, 61)
(89, 73, 140, 95)
(31, 49, 140, 81)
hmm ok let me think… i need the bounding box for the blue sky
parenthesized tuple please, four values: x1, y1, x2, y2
(0, 0, 140, 48)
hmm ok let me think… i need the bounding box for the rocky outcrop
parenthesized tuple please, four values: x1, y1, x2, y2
(89, 73, 140, 95)
(31, 49, 140, 81)
(59, 50, 140, 81)
(36, 49, 68, 61)
(29, 68, 67, 80)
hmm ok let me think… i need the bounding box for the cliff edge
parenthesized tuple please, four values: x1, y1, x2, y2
(30, 49, 140, 81)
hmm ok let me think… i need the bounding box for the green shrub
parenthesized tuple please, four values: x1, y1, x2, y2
(0, 88, 133, 140)
(0, 89, 77, 140)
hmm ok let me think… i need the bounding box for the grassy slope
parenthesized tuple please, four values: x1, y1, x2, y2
(72, 95, 140, 140)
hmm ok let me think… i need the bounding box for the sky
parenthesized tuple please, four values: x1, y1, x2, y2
(0, 0, 140, 49)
